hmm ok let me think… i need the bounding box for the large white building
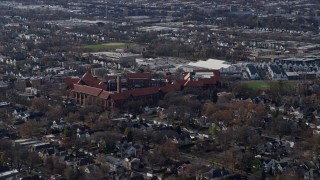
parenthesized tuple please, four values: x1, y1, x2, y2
(181, 59, 237, 73)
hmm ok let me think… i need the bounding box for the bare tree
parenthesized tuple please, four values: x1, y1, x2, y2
(46, 105, 63, 121)
(18, 121, 41, 138)
(26, 152, 42, 174)
(31, 98, 49, 112)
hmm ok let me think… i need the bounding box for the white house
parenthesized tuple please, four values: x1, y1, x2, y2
(51, 118, 68, 131)
(77, 128, 90, 138)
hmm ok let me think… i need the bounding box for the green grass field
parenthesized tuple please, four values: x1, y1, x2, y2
(246, 81, 294, 92)
(84, 42, 137, 51)
(246, 82, 270, 90)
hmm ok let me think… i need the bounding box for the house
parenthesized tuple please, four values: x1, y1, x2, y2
(50, 174, 64, 180)
(299, 72, 317, 80)
(30, 142, 52, 152)
(268, 65, 287, 80)
(76, 157, 93, 166)
(13, 111, 43, 121)
(105, 155, 122, 172)
(123, 158, 141, 170)
(302, 161, 320, 179)
(286, 72, 299, 80)
(146, 171, 164, 180)
(117, 142, 137, 157)
(38, 147, 55, 160)
(77, 128, 90, 138)
(246, 64, 260, 80)
(144, 106, 158, 115)
(83, 164, 101, 174)
(170, 134, 192, 146)
(25, 87, 39, 96)
(289, 107, 303, 119)
(190, 165, 230, 180)
(256, 139, 293, 158)
(194, 116, 210, 127)
(263, 159, 289, 176)
(304, 169, 320, 179)
(29, 77, 43, 88)
(51, 118, 68, 132)
(123, 145, 137, 157)
(12, 107, 27, 117)
(0, 169, 19, 180)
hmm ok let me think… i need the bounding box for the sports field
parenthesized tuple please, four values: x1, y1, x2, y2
(84, 42, 137, 51)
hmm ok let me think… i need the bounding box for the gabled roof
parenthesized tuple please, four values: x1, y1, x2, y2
(184, 80, 204, 87)
(65, 77, 80, 87)
(127, 73, 151, 79)
(159, 84, 181, 93)
(202, 77, 219, 85)
(78, 71, 108, 90)
(176, 80, 188, 86)
(98, 90, 111, 100)
(108, 84, 183, 101)
(78, 71, 96, 85)
(269, 65, 282, 75)
(110, 92, 128, 101)
(246, 64, 259, 75)
(130, 86, 159, 97)
(72, 84, 103, 97)
(72, 72, 221, 103)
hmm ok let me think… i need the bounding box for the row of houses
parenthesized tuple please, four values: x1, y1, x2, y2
(245, 63, 320, 81)
(66, 70, 221, 110)
(245, 63, 287, 80)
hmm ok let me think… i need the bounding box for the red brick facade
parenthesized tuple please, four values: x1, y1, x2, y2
(68, 71, 221, 110)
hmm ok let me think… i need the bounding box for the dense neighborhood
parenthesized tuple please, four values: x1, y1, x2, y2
(1, 0, 320, 179)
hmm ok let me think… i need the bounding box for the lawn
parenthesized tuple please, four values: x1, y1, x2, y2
(246, 82, 270, 90)
(84, 42, 137, 51)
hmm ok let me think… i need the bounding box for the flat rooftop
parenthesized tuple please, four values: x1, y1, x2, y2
(187, 59, 232, 69)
